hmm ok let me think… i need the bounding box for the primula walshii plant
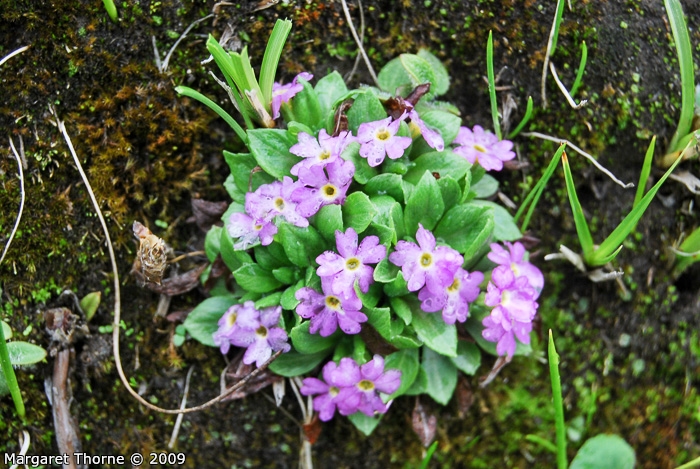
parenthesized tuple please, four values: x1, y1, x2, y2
(181, 20, 543, 433)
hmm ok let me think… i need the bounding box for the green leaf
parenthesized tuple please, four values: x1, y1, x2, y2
(233, 264, 283, 293)
(220, 229, 254, 272)
(1, 321, 11, 340)
(6, 341, 46, 366)
(471, 200, 521, 242)
(223, 151, 275, 194)
(268, 349, 330, 377)
(341, 141, 378, 184)
(315, 71, 349, 118)
(404, 151, 471, 186)
(384, 348, 420, 399)
(569, 435, 636, 469)
(259, 19, 293, 105)
(383, 271, 410, 297)
(346, 91, 388, 134)
(315, 204, 344, 242)
(418, 110, 461, 146)
(271, 266, 299, 285)
(434, 204, 494, 259)
(253, 292, 281, 310)
(247, 129, 297, 179)
(277, 222, 325, 268)
(412, 308, 457, 357)
(422, 347, 458, 405)
(378, 54, 438, 100)
(390, 296, 413, 325)
(437, 176, 462, 210)
(365, 306, 392, 341)
(183, 295, 238, 347)
(205, 226, 223, 262)
(449, 341, 481, 375)
(364, 173, 405, 203)
(79, 291, 101, 322)
(175, 85, 248, 143)
(470, 174, 499, 198)
(281, 280, 304, 311)
(343, 192, 377, 234)
(374, 258, 399, 283)
(291, 79, 323, 130)
(290, 321, 338, 354)
(417, 49, 450, 96)
(404, 171, 445, 233)
(348, 412, 381, 436)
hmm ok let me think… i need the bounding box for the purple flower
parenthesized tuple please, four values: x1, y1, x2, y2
(290, 129, 354, 176)
(389, 224, 463, 294)
(251, 177, 309, 228)
(452, 125, 515, 171)
(357, 114, 413, 167)
(482, 266, 539, 357)
(488, 242, 544, 297)
(408, 109, 444, 151)
(417, 268, 484, 324)
(291, 159, 355, 217)
(341, 355, 402, 417)
(212, 302, 260, 354)
(271, 72, 313, 119)
(220, 302, 291, 367)
(226, 211, 278, 249)
(316, 228, 387, 298)
(295, 277, 368, 336)
(300, 358, 361, 421)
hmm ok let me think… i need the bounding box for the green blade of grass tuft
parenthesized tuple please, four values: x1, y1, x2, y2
(516, 143, 565, 232)
(633, 136, 656, 210)
(0, 323, 25, 418)
(589, 135, 690, 266)
(664, 0, 695, 153)
(419, 441, 439, 469)
(674, 227, 700, 276)
(259, 19, 293, 106)
(561, 151, 595, 259)
(486, 31, 501, 140)
(569, 41, 588, 97)
(548, 330, 568, 469)
(507, 96, 534, 139)
(525, 434, 558, 454)
(175, 86, 248, 144)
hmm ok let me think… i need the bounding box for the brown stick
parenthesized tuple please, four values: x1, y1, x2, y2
(51, 349, 82, 469)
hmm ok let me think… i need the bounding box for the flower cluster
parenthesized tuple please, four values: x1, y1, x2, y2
(296, 227, 386, 336)
(390, 224, 483, 324)
(213, 301, 291, 367)
(300, 355, 401, 421)
(481, 242, 543, 357)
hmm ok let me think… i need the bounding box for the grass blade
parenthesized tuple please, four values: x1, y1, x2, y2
(515, 143, 565, 232)
(633, 136, 656, 209)
(259, 19, 293, 106)
(486, 31, 501, 139)
(569, 41, 588, 97)
(664, 0, 695, 153)
(548, 330, 568, 469)
(175, 86, 248, 144)
(507, 96, 534, 139)
(562, 151, 594, 259)
(0, 324, 25, 418)
(590, 135, 690, 265)
(525, 434, 558, 454)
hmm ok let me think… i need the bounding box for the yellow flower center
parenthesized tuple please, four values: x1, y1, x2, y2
(474, 144, 487, 153)
(357, 379, 375, 391)
(325, 296, 341, 309)
(376, 129, 391, 141)
(322, 184, 337, 199)
(329, 386, 339, 397)
(274, 197, 285, 210)
(447, 278, 460, 292)
(319, 149, 331, 160)
(420, 253, 432, 267)
(226, 312, 237, 328)
(346, 257, 360, 270)
(255, 325, 268, 338)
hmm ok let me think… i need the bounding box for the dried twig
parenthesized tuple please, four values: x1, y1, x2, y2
(1, 137, 25, 266)
(340, 0, 378, 86)
(549, 62, 588, 109)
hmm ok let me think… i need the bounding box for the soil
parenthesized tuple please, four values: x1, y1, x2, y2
(1, 0, 699, 468)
